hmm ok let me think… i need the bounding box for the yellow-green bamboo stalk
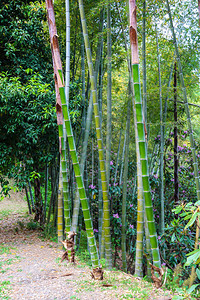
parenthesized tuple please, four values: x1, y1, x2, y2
(106, 2, 112, 186)
(121, 98, 131, 273)
(78, 0, 112, 268)
(117, 3, 145, 276)
(135, 123, 144, 277)
(45, 0, 100, 268)
(129, 0, 161, 269)
(57, 160, 64, 246)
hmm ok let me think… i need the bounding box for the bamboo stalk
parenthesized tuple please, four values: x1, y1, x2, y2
(71, 13, 104, 233)
(129, 0, 161, 268)
(78, 0, 112, 268)
(121, 98, 131, 273)
(45, 0, 100, 268)
(106, 2, 112, 186)
(57, 161, 64, 245)
(155, 27, 164, 234)
(173, 62, 179, 204)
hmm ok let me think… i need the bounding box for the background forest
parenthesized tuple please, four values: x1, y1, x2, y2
(0, 0, 200, 296)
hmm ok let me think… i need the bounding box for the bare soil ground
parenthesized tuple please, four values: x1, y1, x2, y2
(0, 191, 173, 300)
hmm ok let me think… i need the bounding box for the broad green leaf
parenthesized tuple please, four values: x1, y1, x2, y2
(171, 232, 176, 242)
(185, 211, 197, 229)
(187, 283, 200, 294)
(184, 250, 200, 266)
(196, 268, 200, 280)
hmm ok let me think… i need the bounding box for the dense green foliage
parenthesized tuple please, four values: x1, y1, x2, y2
(0, 0, 200, 296)
(0, 72, 57, 187)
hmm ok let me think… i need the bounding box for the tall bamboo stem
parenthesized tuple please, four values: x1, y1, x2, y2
(155, 27, 164, 235)
(106, 2, 112, 186)
(46, 0, 100, 268)
(129, 0, 161, 268)
(173, 62, 179, 204)
(78, 0, 112, 268)
(121, 98, 131, 273)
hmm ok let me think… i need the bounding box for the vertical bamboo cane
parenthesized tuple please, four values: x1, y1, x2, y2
(78, 0, 112, 268)
(129, 0, 161, 268)
(45, 0, 100, 269)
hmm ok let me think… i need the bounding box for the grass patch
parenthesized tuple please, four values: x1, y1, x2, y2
(0, 210, 12, 220)
(0, 280, 11, 299)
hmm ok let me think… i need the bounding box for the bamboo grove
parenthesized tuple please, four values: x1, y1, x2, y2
(0, 0, 200, 288)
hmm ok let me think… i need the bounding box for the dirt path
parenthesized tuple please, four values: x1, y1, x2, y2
(0, 192, 173, 300)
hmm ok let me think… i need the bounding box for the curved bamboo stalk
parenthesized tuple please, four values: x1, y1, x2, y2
(78, 0, 112, 268)
(129, 0, 161, 269)
(45, 0, 100, 269)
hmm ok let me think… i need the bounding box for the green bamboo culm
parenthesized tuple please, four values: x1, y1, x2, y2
(62, 124, 71, 233)
(117, 3, 145, 276)
(106, 2, 112, 186)
(134, 113, 144, 277)
(71, 17, 104, 233)
(78, 0, 112, 268)
(155, 26, 165, 235)
(57, 160, 64, 246)
(121, 97, 131, 273)
(63, 0, 71, 234)
(129, 0, 161, 269)
(45, 0, 100, 269)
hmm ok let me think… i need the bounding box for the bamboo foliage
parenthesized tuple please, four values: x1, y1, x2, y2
(166, 0, 200, 200)
(45, 0, 100, 269)
(129, 0, 161, 269)
(166, 0, 200, 286)
(78, 0, 112, 268)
